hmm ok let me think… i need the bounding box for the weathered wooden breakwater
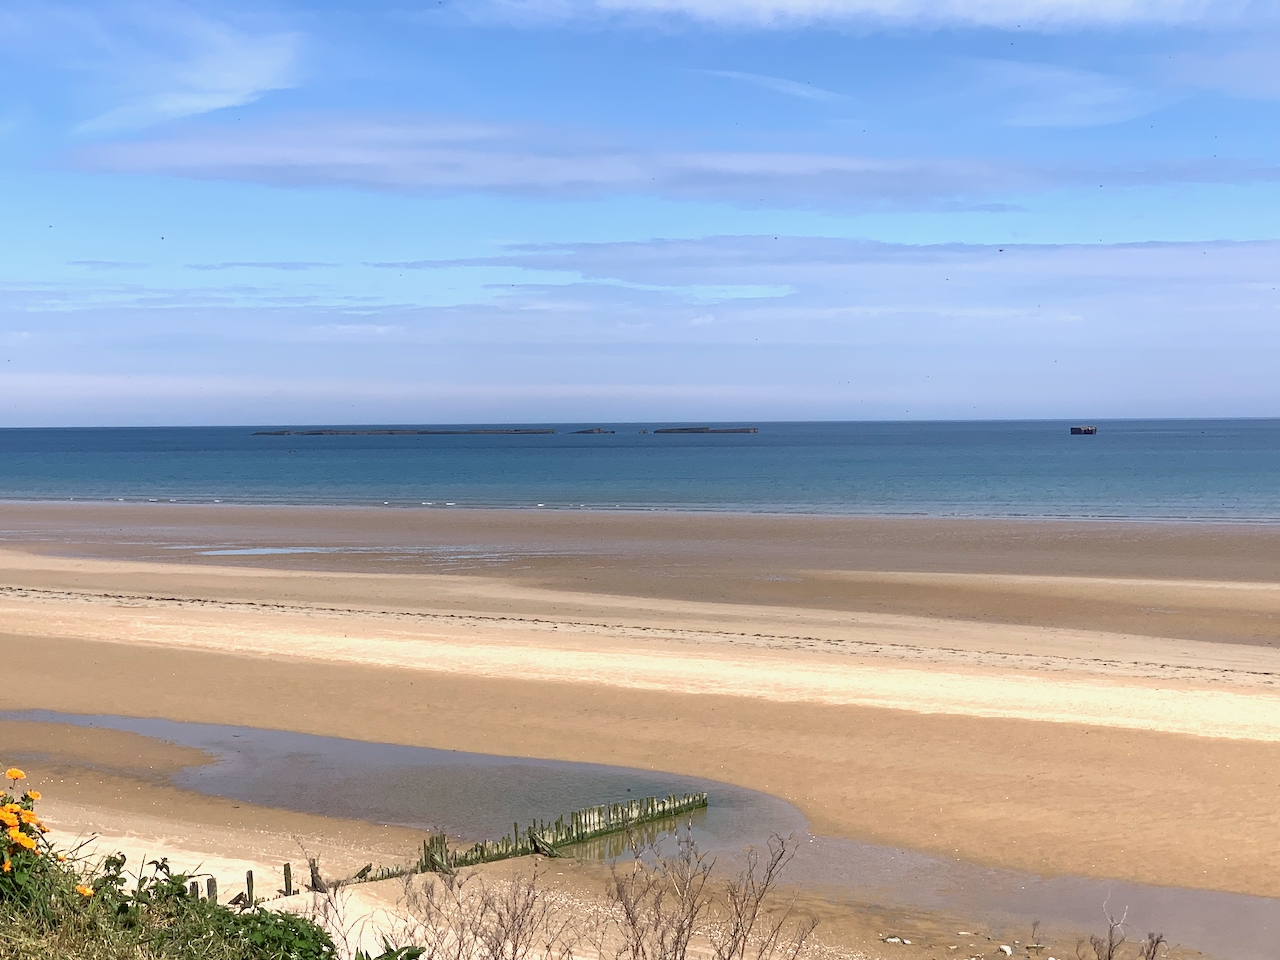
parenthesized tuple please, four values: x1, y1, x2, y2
(356, 792, 708, 885)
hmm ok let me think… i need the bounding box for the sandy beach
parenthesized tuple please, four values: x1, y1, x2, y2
(3, 502, 1279, 953)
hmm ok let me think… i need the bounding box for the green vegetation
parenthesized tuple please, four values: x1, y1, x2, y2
(0, 849, 340, 960)
(1, 761, 711, 960)
(0, 766, 346, 960)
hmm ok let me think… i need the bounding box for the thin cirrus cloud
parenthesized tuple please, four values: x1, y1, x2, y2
(67, 259, 148, 269)
(348, 235, 1280, 364)
(185, 261, 339, 271)
(1, 1, 301, 132)
(76, 113, 1280, 209)
(482, 0, 1263, 28)
(697, 69, 845, 102)
(11, 236, 1280, 424)
(75, 114, 1023, 208)
(968, 60, 1169, 127)
(83, 8, 301, 132)
(377, 234, 1280, 311)
(1161, 45, 1280, 100)
(19, 236, 1280, 344)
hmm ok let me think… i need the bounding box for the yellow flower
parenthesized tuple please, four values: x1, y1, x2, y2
(25, 791, 40, 801)
(0, 811, 17, 828)
(1, 860, 9, 874)
(57, 854, 67, 863)
(4, 769, 24, 782)
(6, 825, 20, 841)
(19, 810, 38, 825)
(15, 835, 36, 851)
(76, 884, 94, 897)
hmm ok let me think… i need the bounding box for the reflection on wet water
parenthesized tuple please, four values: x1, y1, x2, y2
(3, 710, 798, 857)
(562, 813, 708, 861)
(6, 710, 1277, 960)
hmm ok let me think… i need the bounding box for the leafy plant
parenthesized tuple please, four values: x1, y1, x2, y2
(0, 767, 59, 918)
(0, 765, 338, 960)
(356, 943, 427, 959)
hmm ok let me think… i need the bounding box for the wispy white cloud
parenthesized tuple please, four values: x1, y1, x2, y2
(186, 261, 338, 271)
(67, 259, 148, 269)
(6, 236, 1280, 422)
(74, 112, 1280, 209)
(1163, 44, 1280, 100)
(75, 114, 1020, 208)
(480, 0, 1266, 29)
(699, 69, 844, 102)
(1, 1, 300, 132)
(399, 235, 1280, 323)
(969, 60, 1169, 127)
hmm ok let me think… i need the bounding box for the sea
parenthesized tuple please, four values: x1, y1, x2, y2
(0, 419, 1278, 520)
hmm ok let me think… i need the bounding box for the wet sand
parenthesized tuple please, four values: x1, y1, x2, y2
(0, 719, 435, 901)
(5, 502, 1280, 646)
(3, 503, 1280, 925)
(2, 727, 1212, 960)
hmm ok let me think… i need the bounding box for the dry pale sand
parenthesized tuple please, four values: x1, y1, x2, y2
(3, 503, 1280, 910)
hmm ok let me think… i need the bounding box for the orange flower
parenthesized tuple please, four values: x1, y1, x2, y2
(25, 791, 40, 801)
(57, 854, 67, 863)
(15, 835, 36, 851)
(4, 769, 24, 782)
(19, 810, 38, 825)
(1, 860, 9, 874)
(76, 884, 94, 897)
(0, 811, 17, 828)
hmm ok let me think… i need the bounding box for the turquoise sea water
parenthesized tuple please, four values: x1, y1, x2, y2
(0, 420, 1278, 519)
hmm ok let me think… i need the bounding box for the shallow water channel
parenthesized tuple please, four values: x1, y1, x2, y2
(7, 710, 1276, 958)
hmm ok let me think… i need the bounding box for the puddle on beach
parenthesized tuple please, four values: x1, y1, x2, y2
(6, 710, 1275, 959)
(182, 544, 567, 564)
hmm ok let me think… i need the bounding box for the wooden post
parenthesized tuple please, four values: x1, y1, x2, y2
(284, 862, 293, 896)
(245, 870, 254, 906)
(189, 881, 200, 899)
(206, 878, 218, 903)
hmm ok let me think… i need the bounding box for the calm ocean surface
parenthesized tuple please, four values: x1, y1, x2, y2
(0, 420, 1278, 520)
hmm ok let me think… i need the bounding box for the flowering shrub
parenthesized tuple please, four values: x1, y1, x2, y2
(0, 766, 55, 908)
(0, 763, 342, 958)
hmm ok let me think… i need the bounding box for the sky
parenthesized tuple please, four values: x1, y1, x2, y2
(1, 0, 1279, 425)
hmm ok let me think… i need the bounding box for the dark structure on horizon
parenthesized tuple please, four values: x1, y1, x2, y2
(653, 426, 759, 434)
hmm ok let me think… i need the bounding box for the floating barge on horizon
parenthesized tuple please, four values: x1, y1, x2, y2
(652, 426, 759, 434)
(255, 425, 760, 436)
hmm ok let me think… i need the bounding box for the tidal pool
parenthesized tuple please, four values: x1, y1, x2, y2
(6, 710, 1274, 959)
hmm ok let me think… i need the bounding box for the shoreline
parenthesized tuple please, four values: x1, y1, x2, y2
(6, 496, 1280, 524)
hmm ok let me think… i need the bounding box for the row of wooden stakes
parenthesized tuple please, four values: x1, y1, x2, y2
(355, 791, 710, 884)
(195, 792, 709, 906)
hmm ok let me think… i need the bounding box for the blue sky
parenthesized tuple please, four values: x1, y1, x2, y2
(1, 0, 1279, 425)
